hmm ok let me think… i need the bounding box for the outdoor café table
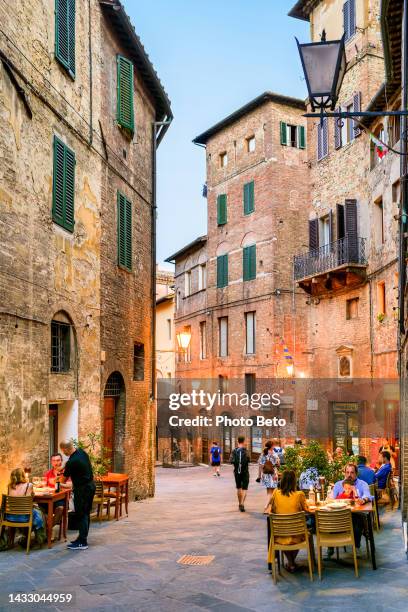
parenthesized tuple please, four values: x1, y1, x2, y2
(101, 473, 129, 521)
(33, 489, 70, 549)
(266, 501, 376, 571)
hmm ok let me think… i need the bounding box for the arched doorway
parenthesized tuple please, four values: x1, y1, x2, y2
(103, 372, 126, 472)
(221, 413, 235, 461)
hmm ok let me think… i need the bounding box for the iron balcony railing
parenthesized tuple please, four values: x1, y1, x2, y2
(293, 236, 367, 281)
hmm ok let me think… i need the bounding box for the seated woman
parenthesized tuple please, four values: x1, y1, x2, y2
(267, 469, 309, 573)
(6, 468, 44, 539)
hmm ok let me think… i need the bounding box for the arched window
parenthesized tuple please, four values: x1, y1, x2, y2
(51, 311, 75, 373)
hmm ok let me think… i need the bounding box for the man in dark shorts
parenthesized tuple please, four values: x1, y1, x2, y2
(209, 441, 222, 477)
(230, 435, 250, 512)
(58, 440, 96, 550)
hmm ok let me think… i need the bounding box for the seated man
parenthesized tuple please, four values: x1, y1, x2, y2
(330, 463, 372, 556)
(357, 455, 375, 485)
(42, 453, 72, 527)
(375, 451, 392, 490)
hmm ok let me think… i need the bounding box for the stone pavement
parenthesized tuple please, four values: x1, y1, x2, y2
(0, 465, 407, 612)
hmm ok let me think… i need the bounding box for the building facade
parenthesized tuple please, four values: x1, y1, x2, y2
(167, 93, 311, 461)
(0, 0, 171, 498)
(289, 0, 399, 464)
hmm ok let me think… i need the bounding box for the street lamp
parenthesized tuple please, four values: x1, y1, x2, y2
(176, 327, 191, 351)
(296, 31, 346, 112)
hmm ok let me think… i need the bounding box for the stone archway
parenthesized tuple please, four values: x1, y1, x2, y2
(103, 372, 126, 472)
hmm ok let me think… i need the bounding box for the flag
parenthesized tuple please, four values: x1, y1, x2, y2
(370, 133, 388, 159)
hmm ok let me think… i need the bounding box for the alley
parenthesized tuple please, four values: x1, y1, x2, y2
(0, 465, 407, 612)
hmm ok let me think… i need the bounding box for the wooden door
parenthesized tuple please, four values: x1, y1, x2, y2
(104, 397, 115, 469)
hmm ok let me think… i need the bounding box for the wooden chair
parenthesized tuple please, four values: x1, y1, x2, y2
(315, 508, 358, 579)
(92, 481, 111, 520)
(0, 495, 33, 554)
(268, 512, 314, 584)
(369, 484, 380, 530)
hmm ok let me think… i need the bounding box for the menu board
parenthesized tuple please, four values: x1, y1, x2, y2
(333, 412, 347, 449)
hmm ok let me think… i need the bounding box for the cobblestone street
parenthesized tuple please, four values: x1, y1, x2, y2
(0, 465, 407, 612)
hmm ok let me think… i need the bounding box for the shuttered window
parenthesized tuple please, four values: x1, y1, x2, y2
(298, 125, 306, 149)
(52, 136, 75, 232)
(55, 0, 76, 78)
(243, 181, 255, 215)
(309, 219, 319, 251)
(117, 55, 135, 133)
(317, 117, 328, 161)
(343, 0, 356, 41)
(218, 317, 228, 357)
(280, 121, 287, 145)
(217, 194, 227, 225)
(334, 107, 342, 149)
(243, 245, 256, 281)
(217, 254, 228, 288)
(117, 191, 132, 270)
(353, 92, 361, 137)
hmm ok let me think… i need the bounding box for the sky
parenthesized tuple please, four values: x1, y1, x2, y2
(123, 1, 310, 269)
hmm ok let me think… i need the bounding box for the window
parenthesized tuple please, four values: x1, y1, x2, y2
(185, 271, 191, 297)
(184, 326, 191, 362)
(51, 321, 71, 372)
(218, 375, 228, 393)
(243, 245, 256, 281)
(55, 0, 76, 77)
(280, 122, 305, 149)
(245, 312, 256, 354)
(377, 281, 386, 315)
(247, 136, 256, 152)
(117, 55, 135, 133)
(198, 264, 207, 290)
(217, 194, 227, 225)
(319, 216, 331, 248)
(370, 124, 386, 169)
(392, 180, 401, 204)
(317, 117, 328, 160)
(167, 318, 172, 340)
(243, 180, 255, 215)
(117, 191, 132, 270)
(389, 114, 401, 147)
(199, 321, 207, 359)
(219, 317, 228, 357)
(343, 0, 356, 41)
(52, 136, 75, 232)
(220, 152, 228, 167)
(133, 343, 145, 380)
(346, 298, 359, 320)
(245, 373, 256, 396)
(217, 254, 228, 288)
(374, 197, 384, 246)
(335, 93, 361, 149)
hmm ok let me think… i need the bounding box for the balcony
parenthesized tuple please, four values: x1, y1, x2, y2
(294, 236, 367, 296)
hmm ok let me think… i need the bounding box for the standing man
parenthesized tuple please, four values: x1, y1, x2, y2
(209, 441, 222, 477)
(230, 435, 250, 512)
(59, 440, 96, 550)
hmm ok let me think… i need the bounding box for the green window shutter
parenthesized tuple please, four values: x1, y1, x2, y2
(243, 245, 256, 281)
(280, 121, 287, 145)
(117, 191, 132, 270)
(52, 136, 75, 232)
(55, 0, 76, 77)
(217, 194, 227, 225)
(298, 125, 306, 149)
(217, 254, 228, 288)
(243, 181, 254, 215)
(117, 55, 135, 133)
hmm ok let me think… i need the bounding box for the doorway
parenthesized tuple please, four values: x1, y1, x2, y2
(332, 402, 359, 454)
(103, 372, 126, 472)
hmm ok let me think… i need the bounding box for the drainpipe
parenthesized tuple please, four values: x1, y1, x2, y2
(151, 117, 173, 401)
(88, 0, 93, 145)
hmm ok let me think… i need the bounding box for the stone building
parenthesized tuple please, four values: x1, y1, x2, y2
(166, 93, 311, 462)
(289, 0, 399, 463)
(0, 0, 172, 498)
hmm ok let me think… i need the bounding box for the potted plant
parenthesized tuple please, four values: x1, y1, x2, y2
(71, 433, 111, 479)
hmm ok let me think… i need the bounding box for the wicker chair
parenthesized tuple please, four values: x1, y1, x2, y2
(315, 508, 358, 579)
(268, 512, 314, 583)
(92, 481, 111, 520)
(0, 495, 33, 554)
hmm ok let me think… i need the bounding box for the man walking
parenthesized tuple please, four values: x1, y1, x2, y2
(209, 441, 222, 476)
(59, 440, 96, 550)
(230, 435, 250, 512)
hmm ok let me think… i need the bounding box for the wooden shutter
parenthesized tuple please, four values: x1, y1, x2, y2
(298, 125, 306, 149)
(244, 181, 254, 215)
(353, 92, 361, 137)
(117, 55, 135, 132)
(217, 194, 227, 225)
(217, 254, 228, 288)
(280, 121, 287, 146)
(243, 246, 256, 281)
(334, 107, 342, 149)
(345, 198, 358, 261)
(336, 203, 345, 239)
(328, 210, 334, 244)
(55, 0, 75, 77)
(317, 123, 322, 161)
(117, 192, 132, 270)
(309, 219, 319, 251)
(322, 117, 328, 157)
(53, 136, 75, 232)
(343, 0, 350, 40)
(349, 0, 356, 38)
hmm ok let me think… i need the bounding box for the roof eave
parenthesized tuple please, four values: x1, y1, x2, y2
(165, 236, 207, 263)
